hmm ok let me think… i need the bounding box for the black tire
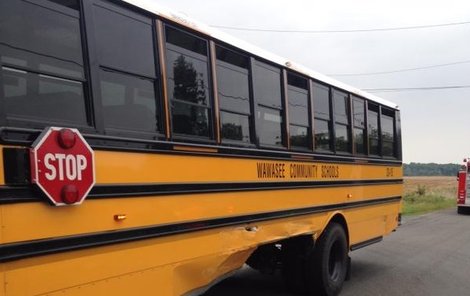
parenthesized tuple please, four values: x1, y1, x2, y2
(458, 206, 470, 215)
(306, 223, 348, 296)
(281, 236, 314, 294)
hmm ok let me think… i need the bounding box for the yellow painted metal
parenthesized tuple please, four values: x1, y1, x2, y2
(2, 200, 399, 296)
(0, 146, 402, 295)
(92, 149, 401, 184)
(0, 146, 402, 186)
(1, 184, 402, 244)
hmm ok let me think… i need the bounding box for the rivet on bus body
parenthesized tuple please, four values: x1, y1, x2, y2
(58, 128, 76, 149)
(114, 214, 127, 221)
(245, 226, 258, 232)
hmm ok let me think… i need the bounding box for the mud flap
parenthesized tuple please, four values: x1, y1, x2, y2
(345, 256, 351, 281)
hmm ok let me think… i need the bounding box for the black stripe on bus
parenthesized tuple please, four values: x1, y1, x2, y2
(0, 127, 402, 165)
(0, 179, 403, 204)
(0, 195, 401, 263)
(350, 236, 383, 251)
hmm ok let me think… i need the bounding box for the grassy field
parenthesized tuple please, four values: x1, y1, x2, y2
(402, 176, 457, 215)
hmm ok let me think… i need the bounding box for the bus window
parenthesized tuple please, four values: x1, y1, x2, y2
(0, 0, 87, 125)
(165, 26, 212, 138)
(216, 46, 252, 144)
(313, 82, 332, 151)
(368, 103, 380, 156)
(287, 73, 310, 150)
(352, 96, 366, 154)
(92, 2, 159, 133)
(381, 108, 395, 157)
(253, 61, 284, 147)
(333, 90, 350, 153)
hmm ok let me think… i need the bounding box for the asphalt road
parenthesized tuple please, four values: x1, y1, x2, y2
(203, 208, 470, 296)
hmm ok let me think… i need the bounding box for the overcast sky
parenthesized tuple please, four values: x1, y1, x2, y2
(154, 0, 470, 164)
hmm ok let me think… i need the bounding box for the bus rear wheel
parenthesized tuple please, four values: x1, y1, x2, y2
(306, 222, 349, 296)
(282, 223, 348, 296)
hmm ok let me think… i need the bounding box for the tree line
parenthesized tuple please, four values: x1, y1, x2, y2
(403, 163, 461, 176)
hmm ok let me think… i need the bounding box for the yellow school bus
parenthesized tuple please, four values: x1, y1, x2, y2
(0, 0, 402, 295)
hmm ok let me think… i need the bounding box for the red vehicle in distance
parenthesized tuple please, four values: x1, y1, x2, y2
(457, 159, 470, 214)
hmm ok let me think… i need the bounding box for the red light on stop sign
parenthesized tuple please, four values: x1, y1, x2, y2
(30, 127, 95, 206)
(61, 184, 79, 204)
(58, 128, 76, 149)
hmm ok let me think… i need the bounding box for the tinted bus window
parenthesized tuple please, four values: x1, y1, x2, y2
(313, 82, 331, 151)
(253, 62, 282, 109)
(368, 104, 380, 155)
(91, 1, 159, 133)
(216, 46, 252, 144)
(100, 70, 157, 131)
(352, 96, 366, 154)
(314, 119, 330, 150)
(313, 83, 330, 120)
(165, 26, 211, 138)
(333, 90, 350, 153)
(93, 3, 156, 78)
(382, 108, 395, 157)
(253, 61, 284, 147)
(287, 73, 310, 149)
(0, 0, 87, 125)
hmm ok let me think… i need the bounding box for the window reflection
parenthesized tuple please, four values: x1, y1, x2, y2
(354, 128, 365, 154)
(216, 46, 252, 144)
(169, 53, 209, 136)
(100, 70, 157, 132)
(290, 126, 308, 148)
(172, 101, 210, 136)
(381, 111, 395, 157)
(166, 26, 211, 138)
(170, 53, 209, 106)
(258, 106, 283, 146)
(368, 106, 380, 155)
(315, 119, 330, 150)
(352, 97, 365, 154)
(288, 74, 310, 150)
(221, 111, 250, 143)
(333, 90, 350, 153)
(313, 83, 332, 151)
(253, 61, 284, 147)
(335, 124, 349, 152)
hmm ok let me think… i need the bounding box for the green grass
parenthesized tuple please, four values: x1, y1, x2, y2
(402, 177, 457, 216)
(402, 193, 456, 216)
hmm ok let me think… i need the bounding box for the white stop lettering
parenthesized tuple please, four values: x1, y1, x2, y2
(44, 153, 87, 181)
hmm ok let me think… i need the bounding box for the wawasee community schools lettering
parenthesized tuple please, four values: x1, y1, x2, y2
(256, 162, 340, 179)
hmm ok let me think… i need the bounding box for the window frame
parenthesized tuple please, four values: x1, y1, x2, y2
(163, 24, 215, 142)
(312, 80, 333, 153)
(0, 0, 403, 161)
(352, 95, 367, 155)
(381, 107, 396, 158)
(82, 0, 164, 140)
(287, 72, 311, 151)
(332, 89, 352, 154)
(366, 102, 381, 157)
(252, 59, 286, 149)
(215, 44, 254, 147)
(0, 0, 93, 131)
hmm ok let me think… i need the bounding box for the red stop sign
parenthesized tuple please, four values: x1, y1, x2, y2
(30, 127, 95, 206)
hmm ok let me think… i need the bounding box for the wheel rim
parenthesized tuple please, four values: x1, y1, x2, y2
(328, 240, 343, 282)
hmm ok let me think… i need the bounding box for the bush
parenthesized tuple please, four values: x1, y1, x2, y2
(417, 185, 426, 196)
